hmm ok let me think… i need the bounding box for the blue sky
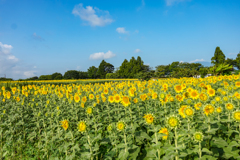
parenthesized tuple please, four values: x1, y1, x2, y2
(0, 0, 240, 79)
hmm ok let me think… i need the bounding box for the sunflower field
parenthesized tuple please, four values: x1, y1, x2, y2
(1, 75, 240, 160)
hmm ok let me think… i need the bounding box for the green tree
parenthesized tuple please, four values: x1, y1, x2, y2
(64, 70, 79, 79)
(38, 75, 52, 80)
(235, 52, 240, 70)
(87, 66, 98, 79)
(96, 60, 114, 79)
(51, 72, 63, 80)
(79, 71, 88, 79)
(118, 59, 130, 78)
(211, 46, 226, 66)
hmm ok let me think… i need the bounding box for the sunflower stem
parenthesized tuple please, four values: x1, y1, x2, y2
(124, 131, 127, 153)
(174, 128, 178, 160)
(199, 142, 202, 158)
(87, 134, 93, 160)
(155, 126, 161, 159)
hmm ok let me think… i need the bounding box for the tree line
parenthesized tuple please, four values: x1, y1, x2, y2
(1, 46, 239, 81)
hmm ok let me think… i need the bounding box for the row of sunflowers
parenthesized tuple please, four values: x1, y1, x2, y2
(0, 75, 240, 159)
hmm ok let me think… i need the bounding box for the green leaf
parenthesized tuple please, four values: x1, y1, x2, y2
(118, 149, 129, 160)
(202, 148, 213, 154)
(212, 138, 228, 148)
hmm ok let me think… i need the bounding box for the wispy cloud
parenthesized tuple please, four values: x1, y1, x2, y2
(72, 3, 113, 27)
(137, 0, 145, 11)
(0, 42, 37, 79)
(32, 33, 44, 41)
(90, 50, 116, 60)
(116, 27, 128, 34)
(0, 42, 13, 54)
(189, 59, 205, 63)
(228, 53, 238, 56)
(165, 0, 191, 6)
(134, 49, 141, 53)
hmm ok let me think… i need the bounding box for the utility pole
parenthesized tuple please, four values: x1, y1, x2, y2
(4, 74, 6, 78)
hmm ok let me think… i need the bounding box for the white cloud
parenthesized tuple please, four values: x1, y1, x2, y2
(116, 27, 128, 34)
(0, 42, 37, 79)
(90, 50, 116, 60)
(32, 33, 44, 41)
(137, 0, 145, 11)
(228, 53, 238, 56)
(189, 59, 205, 63)
(134, 49, 141, 53)
(76, 66, 81, 70)
(24, 71, 36, 77)
(134, 30, 139, 34)
(180, 60, 184, 63)
(165, 0, 191, 6)
(72, 3, 113, 27)
(0, 42, 13, 54)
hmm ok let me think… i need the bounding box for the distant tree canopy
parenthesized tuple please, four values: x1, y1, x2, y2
(117, 56, 144, 78)
(87, 66, 98, 79)
(211, 46, 226, 66)
(52, 72, 63, 80)
(64, 70, 79, 79)
(96, 60, 114, 79)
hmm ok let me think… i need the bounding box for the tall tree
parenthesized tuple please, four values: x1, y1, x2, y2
(235, 52, 240, 70)
(51, 72, 63, 80)
(118, 59, 130, 78)
(96, 60, 114, 79)
(64, 70, 79, 79)
(211, 46, 226, 66)
(87, 66, 98, 79)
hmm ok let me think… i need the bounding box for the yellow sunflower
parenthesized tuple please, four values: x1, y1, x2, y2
(166, 115, 180, 129)
(174, 85, 183, 93)
(225, 103, 234, 111)
(108, 96, 114, 103)
(78, 121, 87, 132)
(121, 96, 131, 107)
(203, 104, 215, 116)
(117, 121, 126, 131)
(60, 120, 69, 131)
(74, 94, 80, 103)
(114, 94, 121, 103)
(232, 110, 240, 122)
(143, 113, 154, 125)
(190, 90, 199, 99)
(207, 88, 215, 97)
(159, 127, 169, 140)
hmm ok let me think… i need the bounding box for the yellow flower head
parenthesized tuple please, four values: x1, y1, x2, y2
(216, 107, 222, 113)
(114, 94, 121, 103)
(233, 110, 240, 122)
(78, 121, 87, 132)
(225, 103, 234, 111)
(143, 113, 154, 125)
(60, 120, 69, 131)
(107, 124, 113, 132)
(117, 121, 126, 131)
(190, 90, 199, 100)
(174, 85, 183, 93)
(207, 88, 215, 97)
(178, 105, 187, 118)
(74, 94, 80, 103)
(159, 127, 169, 140)
(86, 107, 93, 115)
(108, 96, 114, 103)
(184, 107, 194, 117)
(203, 104, 215, 116)
(194, 132, 204, 142)
(121, 96, 131, 107)
(166, 115, 180, 129)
